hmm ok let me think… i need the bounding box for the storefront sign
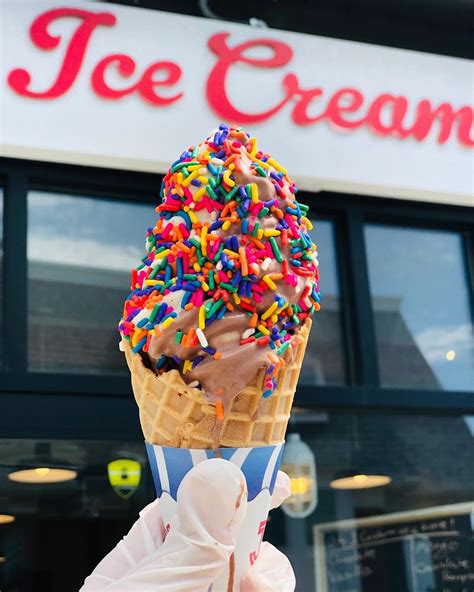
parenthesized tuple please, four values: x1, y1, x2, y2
(1, 2, 472, 205)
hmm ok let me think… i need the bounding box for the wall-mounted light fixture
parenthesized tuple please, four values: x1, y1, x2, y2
(280, 433, 318, 519)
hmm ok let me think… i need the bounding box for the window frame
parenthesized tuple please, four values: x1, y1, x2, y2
(1, 158, 473, 441)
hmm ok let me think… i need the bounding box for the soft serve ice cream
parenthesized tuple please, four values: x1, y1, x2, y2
(118, 124, 320, 420)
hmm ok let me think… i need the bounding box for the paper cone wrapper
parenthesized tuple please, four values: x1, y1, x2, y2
(146, 442, 284, 592)
(122, 319, 311, 449)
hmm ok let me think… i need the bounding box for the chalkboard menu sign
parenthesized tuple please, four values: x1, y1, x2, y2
(314, 503, 474, 592)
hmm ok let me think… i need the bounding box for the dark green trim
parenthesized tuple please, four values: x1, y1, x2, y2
(3, 170, 28, 372)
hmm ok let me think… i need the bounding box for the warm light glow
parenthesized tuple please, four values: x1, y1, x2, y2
(8, 468, 77, 484)
(280, 433, 318, 518)
(0, 514, 15, 525)
(330, 474, 392, 490)
(0, 556, 5, 563)
(446, 350, 456, 361)
(290, 477, 311, 496)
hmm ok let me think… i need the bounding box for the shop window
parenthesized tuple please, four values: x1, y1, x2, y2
(0, 438, 154, 591)
(364, 224, 474, 391)
(1, 412, 473, 591)
(301, 220, 346, 386)
(277, 411, 474, 592)
(27, 191, 155, 374)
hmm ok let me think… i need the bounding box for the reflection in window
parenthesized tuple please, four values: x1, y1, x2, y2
(365, 225, 474, 391)
(0, 439, 154, 590)
(27, 191, 156, 374)
(268, 410, 474, 592)
(300, 219, 346, 386)
(0, 412, 473, 591)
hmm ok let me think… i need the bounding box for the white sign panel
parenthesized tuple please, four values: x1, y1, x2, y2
(1, 1, 473, 206)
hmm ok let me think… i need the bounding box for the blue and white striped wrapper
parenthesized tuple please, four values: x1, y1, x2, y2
(146, 442, 284, 592)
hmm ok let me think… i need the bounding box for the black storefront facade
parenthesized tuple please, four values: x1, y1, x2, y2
(1, 2, 473, 591)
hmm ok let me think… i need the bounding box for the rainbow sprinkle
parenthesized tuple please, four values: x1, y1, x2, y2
(118, 124, 320, 401)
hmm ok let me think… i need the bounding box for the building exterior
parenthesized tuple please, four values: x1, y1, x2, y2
(0, 1, 473, 591)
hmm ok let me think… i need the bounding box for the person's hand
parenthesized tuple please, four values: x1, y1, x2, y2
(80, 458, 295, 592)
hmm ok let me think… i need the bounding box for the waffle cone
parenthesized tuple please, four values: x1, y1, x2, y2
(122, 319, 311, 449)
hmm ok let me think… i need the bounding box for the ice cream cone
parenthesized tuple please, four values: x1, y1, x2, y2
(118, 125, 320, 591)
(122, 319, 311, 449)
